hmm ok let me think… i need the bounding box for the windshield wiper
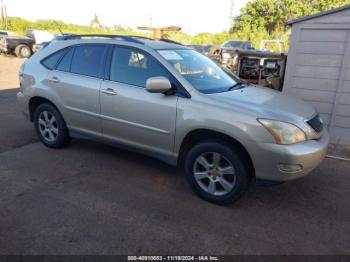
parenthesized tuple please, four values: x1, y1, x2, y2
(228, 81, 250, 91)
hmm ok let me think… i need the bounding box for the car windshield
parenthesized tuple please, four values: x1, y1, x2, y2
(158, 49, 241, 94)
(228, 41, 242, 48)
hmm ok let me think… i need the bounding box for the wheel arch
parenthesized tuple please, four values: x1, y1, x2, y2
(29, 96, 61, 122)
(177, 128, 255, 178)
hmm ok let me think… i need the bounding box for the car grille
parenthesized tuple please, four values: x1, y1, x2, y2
(307, 114, 323, 133)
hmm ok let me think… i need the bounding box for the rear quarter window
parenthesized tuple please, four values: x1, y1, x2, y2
(56, 48, 74, 72)
(41, 48, 68, 69)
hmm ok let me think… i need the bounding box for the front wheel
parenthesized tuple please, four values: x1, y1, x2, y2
(184, 141, 249, 204)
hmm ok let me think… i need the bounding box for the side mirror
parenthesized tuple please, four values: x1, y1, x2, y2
(146, 77, 172, 94)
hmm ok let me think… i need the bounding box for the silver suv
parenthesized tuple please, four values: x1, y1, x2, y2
(17, 34, 329, 204)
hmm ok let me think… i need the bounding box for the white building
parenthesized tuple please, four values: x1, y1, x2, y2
(284, 5, 350, 145)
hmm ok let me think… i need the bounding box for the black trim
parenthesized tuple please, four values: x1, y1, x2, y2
(103, 45, 114, 81)
(98, 46, 110, 79)
(306, 114, 323, 133)
(68, 47, 75, 73)
(256, 179, 284, 187)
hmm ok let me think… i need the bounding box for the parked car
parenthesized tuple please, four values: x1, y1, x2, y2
(211, 49, 287, 91)
(0, 34, 35, 58)
(187, 44, 213, 56)
(0, 29, 53, 58)
(17, 34, 329, 204)
(210, 40, 254, 64)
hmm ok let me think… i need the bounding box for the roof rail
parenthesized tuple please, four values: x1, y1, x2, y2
(56, 34, 184, 46)
(159, 39, 183, 45)
(59, 34, 145, 44)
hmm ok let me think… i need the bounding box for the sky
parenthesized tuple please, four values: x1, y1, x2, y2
(3, 0, 250, 35)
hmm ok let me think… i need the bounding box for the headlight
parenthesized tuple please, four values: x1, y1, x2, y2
(257, 119, 306, 145)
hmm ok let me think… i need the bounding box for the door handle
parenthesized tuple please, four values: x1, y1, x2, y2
(101, 88, 117, 96)
(48, 77, 60, 83)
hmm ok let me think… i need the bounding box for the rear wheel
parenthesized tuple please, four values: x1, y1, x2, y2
(184, 141, 249, 204)
(15, 44, 32, 58)
(34, 103, 70, 148)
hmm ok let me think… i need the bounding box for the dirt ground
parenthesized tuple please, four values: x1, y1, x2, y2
(0, 55, 23, 90)
(1, 85, 350, 255)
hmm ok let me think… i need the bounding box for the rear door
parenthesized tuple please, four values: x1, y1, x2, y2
(46, 44, 108, 135)
(100, 46, 178, 155)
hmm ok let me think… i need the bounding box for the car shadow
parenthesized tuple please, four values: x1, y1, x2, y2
(67, 137, 332, 211)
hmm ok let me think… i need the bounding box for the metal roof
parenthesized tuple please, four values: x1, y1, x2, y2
(287, 5, 350, 25)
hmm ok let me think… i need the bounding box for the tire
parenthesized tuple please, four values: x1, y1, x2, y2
(15, 44, 32, 58)
(33, 103, 70, 148)
(184, 141, 249, 204)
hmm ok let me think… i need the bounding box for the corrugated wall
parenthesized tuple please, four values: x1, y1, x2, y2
(283, 9, 350, 145)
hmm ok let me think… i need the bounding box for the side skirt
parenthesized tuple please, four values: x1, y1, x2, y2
(69, 130, 178, 167)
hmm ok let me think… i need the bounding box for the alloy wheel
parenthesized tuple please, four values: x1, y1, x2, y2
(193, 152, 236, 196)
(38, 111, 58, 142)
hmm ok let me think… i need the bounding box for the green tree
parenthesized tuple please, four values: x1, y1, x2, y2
(1, 17, 32, 33)
(231, 0, 350, 50)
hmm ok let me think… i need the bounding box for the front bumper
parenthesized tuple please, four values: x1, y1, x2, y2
(246, 131, 329, 182)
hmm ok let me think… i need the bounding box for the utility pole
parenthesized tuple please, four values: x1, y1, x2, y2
(0, 0, 8, 29)
(229, 0, 235, 29)
(149, 15, 153, 27)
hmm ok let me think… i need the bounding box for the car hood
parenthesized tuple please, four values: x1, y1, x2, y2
(208, 85, 316, 121)
(5, 36, 32, 40)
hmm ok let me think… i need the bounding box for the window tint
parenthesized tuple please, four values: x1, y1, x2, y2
(41, 49, 67, 69)
(56, 47, 74, 72)
(110, 47, 170, 87)
(70, 45, 106, 78)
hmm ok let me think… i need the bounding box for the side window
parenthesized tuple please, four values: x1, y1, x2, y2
(56, 47, 74, 72)
(110, 46, 170, 87)
(41, 48, 67, 69)
(70, 45, 106, 78)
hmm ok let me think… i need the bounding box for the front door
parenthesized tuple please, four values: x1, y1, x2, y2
(100, 46, 178, 155)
